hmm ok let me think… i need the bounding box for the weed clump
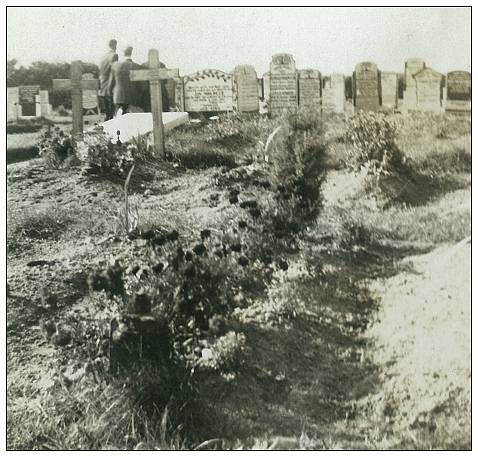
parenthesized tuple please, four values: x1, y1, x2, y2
(345, 112, 405, 180)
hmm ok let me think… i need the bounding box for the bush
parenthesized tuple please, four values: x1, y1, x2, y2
(75, 127, 153, 176)
(269, 109, 326, 224)
(37, 126, 75, 169)
(345, 111, 405, 180)
(177, 143, 237, 169)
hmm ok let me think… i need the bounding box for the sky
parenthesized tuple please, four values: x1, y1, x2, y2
(6, 7, 471, 76)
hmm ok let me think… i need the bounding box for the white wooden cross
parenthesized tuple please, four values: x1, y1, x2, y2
(130, 49, 179, 157)
(52, 61, 99, 134)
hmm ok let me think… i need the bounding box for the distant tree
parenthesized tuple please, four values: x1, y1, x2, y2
(6, 59, 99, 90)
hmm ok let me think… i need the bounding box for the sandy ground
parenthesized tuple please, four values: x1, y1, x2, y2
(363, 238, 471, 447)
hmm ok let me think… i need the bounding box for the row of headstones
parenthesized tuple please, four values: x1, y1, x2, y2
(165, 54, 470, 115)
(7, 86, 53, 120)
(7, 74, 100, 122)
(7, 54, 471, 122)
(356, 59, 471, 113)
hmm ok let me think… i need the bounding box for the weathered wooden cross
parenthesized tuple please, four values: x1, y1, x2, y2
(130, 49, 179, 157)
(52, 61, 99, 134)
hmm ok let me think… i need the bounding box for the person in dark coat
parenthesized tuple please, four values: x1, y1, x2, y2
(98, 39, 118, 120)
(108, 46, 142, 116)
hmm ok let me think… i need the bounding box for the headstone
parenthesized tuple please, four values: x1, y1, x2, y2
(322, 73, 345, 114)
(18, 85, 40, 116)
(233, 65, 260, 112)
(353, 62, 380, 112)
(35, 90, 52, 117)
(269, 53, 298, 115)
(81, 74, 99, 114)
(445, 71, 471, 113)
(95, 112, 189, 144)
(380, 72, 398, 110)
(298, 69, 321, 110)
(414, 68, 443, 112)
(183, 69, 234, 112)
(7, 87, 20, 121)
(403, 58, 426, 110)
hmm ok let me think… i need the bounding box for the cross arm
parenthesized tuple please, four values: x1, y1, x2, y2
(129, 68, 179, 82)
(52, 79, 99, 91)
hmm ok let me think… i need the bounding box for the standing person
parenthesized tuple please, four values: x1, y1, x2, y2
(108, 46, 140, 116)
(98, 39, 118, 120)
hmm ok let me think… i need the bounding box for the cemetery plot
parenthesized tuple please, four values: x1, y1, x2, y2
(322, 73, 345, 113)
(19, 85, 40, 116)
(233, 65, 260, 112)
(414, 68, 443, 112)
(183, 69, 234, 112)
(353, 62, 380, 112)
(445, 71, 471, 112)
(380, 72, 398, 109)
(269, 53, 298, 115)
(298, 69, 321, 110)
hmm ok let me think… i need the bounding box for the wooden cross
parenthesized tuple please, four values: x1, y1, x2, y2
(52, 61, 99, 134)
(130, 49, 179, 157)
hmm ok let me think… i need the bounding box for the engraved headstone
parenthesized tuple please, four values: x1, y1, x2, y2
(233, 65, 260, 112)
(322, 73, 345, 114)
(380, 72, 398, 110)
(7, 87, 20, 120)
(183, 69, 234, 112)
(414, 68, 443, 112)
(403, 58, 426, 110)
(18, 85, 40, 116)
(445, 71, 471, 113)
(298, 69, 321, 110)
(269, 53, 298, 115)
(353, 62, 380, 112)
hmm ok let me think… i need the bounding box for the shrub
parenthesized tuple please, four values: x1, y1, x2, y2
(345, 111, 405, 180)
(177, 143, 237, 169)
(75, 127, 153, 176)
(269, 110, 326, 224)
(37, 126, 74, 169)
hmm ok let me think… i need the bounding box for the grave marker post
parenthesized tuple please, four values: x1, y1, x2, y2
(130, 49, 179, 157)
(52, 61, 99, 134)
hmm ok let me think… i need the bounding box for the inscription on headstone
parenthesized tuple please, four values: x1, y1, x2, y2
(19, 85, 40, 116)
(269, 53, 298, 115)
(233, 65, 259, 112)
(380, 72, 398, 110)
(445, 71, 471, 112)
(298, 69, 321, 110)
(183, 69, 234, 112)
(414, 68, 443, 112)
(353, 62, 380, 112)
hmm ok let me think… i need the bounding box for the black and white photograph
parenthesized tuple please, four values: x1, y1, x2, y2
(5, 4, 472, 450)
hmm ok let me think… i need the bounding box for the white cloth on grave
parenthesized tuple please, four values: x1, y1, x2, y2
(93, 112, 189, 144)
